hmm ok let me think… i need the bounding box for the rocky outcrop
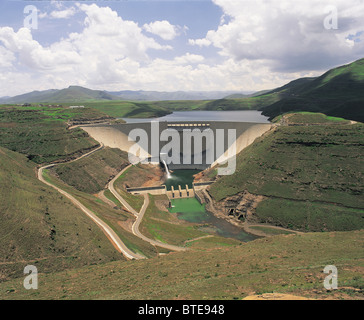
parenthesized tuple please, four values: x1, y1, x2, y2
(67, 117, 114, 127)
(200, 188, 265, 226)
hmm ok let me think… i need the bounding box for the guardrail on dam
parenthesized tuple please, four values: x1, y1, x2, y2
(80, 120, 272, 170)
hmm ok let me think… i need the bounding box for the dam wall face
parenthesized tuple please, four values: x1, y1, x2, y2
(81, 121, 272, 170)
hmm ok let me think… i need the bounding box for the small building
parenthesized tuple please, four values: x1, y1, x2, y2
(69, 105, 85, 109)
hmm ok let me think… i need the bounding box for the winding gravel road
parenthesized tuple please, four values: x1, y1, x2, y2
(37, 145, 145, 260)
(108, 168, 187, 252)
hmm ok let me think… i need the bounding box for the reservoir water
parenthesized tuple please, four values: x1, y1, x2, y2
(122, 110, 270, 123)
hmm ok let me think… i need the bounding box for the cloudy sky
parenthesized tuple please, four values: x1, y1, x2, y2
(0, 0, 363, 96)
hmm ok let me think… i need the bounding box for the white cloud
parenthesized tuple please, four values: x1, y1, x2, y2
(0, 1, 363, 97)
(0, 46, 15, 68)
(188, 38, 211, 47)
(191, 0, 364, 72)
(50, 7, 76, 19)
(0, 4, 175, 95)
(143, 20, 179, 40)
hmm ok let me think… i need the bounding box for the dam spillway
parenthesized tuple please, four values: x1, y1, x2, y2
(80, 120, 272, 170)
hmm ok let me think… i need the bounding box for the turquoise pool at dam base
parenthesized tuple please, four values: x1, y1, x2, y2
(168, 197, 258, 242)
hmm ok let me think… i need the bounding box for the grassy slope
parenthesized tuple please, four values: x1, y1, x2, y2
(82, 101, 172, 118)
(42, 169, 158, 259)
(113, 163, 164, 212)
(140, 195, 240, 248)
(260, 58, 364, 122)
(209, 113, 364, 232)
(0, 105, 106, 164)
(0, 147, 123, 282)
(4, 86, 120, 104)
(53, 147, 130, 194)
(1, 230, 362, 300)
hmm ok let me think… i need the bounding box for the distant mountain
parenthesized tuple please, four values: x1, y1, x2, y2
(260, 58, 364, 122)
(0, 87, 247, 104)
(2, 58, 363, 122)
(107, 90, 245, 101)
(224, 90, 270, 99)
(0, 86, 121, 104)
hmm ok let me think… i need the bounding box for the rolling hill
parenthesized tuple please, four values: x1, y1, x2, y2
(208, 112, 364, 232)
(0, 86, 121, 104)
(0, 87, 245, 104)
(259, 58, 364, 122)
(1, 229, 363, 299)
(0, 146, 123, 282)
(1, 58, 363, 123)
(108, 90, 244, 101)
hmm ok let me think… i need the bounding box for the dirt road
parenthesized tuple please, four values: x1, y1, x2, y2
(37, 145, 145, 260)
(108, 168, 187, 252)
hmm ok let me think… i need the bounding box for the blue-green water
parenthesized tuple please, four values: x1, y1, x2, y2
(169, 197, 258, 242)
(164, 169, 200, 190)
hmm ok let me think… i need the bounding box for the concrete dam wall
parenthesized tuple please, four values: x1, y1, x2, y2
(81, 121, 272, 170)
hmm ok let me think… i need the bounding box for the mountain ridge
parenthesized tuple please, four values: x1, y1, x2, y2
(0, 86, 247, 104)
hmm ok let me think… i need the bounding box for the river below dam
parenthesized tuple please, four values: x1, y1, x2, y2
(166, 169, 258, 242)
(169, 197, 258, 242)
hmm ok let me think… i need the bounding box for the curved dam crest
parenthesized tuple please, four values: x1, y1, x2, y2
(80, 121, 272, 170)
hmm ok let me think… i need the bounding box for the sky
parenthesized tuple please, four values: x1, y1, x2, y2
(0, 0, 363, 96)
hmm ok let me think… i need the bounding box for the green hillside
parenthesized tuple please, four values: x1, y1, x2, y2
(209, 113, 364, 232)
(0, 146, 123, 282)
(53, 147, 130, 194)
(260, 58, 364, 122)
(3, 86, 121, 104)
(0, 104, 109, 164)
(83, 100, 171, 118)
(1, 230, 362, 299)
(172, 58, 364, 122)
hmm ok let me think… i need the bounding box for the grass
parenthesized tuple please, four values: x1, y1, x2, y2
(115, 186, 144, 213)
(284, 112, 351, 124)
(0, 147, 123, 282)
(82, 101, 171, 118)
(1, 230, 362, 300)
(255, 198, 364, 232)
(260, 58, 364, 122)
(1, 102, 363, 300)
(113, 163, 165, 212)
(209, 114, 364, 232)
(249, 226, 295, 236)
(140, 195, 207, 246)
(0, 105, 106, 164)
(52, 147, 130, 194)
(103, 189, 123, 208)
(42, 169, 158, 259)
